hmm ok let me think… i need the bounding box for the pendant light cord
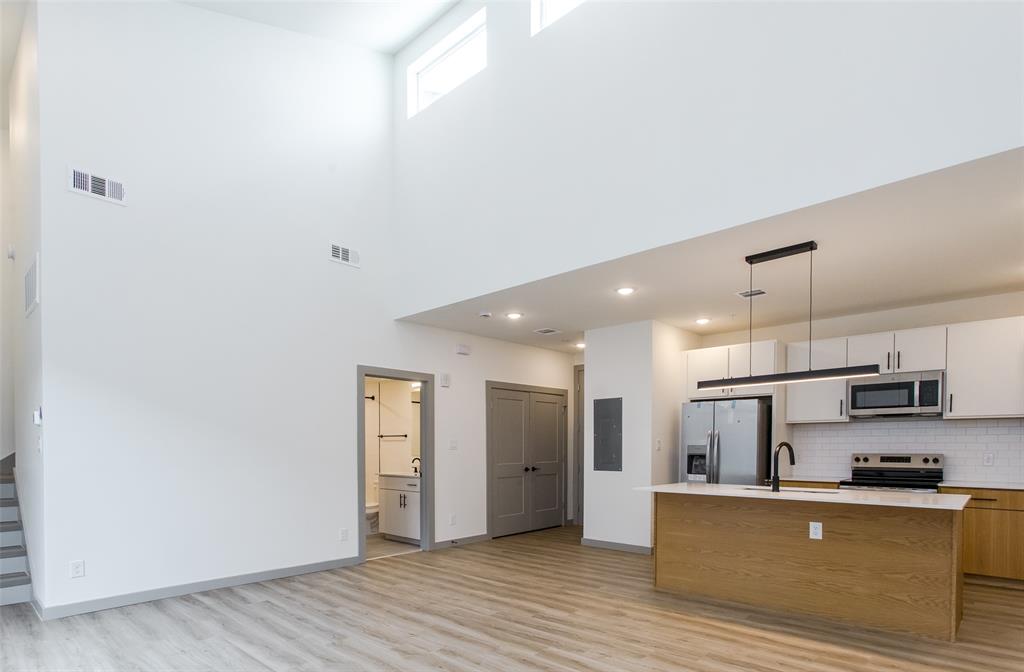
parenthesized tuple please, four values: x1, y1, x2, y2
(748, 263, 753, 376)
(808, 248, 813, 371)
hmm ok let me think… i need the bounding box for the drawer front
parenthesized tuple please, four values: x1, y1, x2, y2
(962, 508, 1024, 580)
(938, 487, 1024, 511)
(379, 475, 420, 493)
(779, 480, 840, 490)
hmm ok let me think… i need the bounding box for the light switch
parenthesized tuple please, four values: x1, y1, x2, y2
(440, 373, 451, 388)
(449, 439, 458, 451)
(809, 522, 823, 540)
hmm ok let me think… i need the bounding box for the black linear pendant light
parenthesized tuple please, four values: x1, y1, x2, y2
(697, 241, 880, 390)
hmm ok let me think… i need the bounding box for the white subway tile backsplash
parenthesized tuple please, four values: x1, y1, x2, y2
(790, 418, 1024, 483)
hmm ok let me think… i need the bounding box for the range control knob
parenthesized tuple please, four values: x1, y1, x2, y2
(922, 457, 931, 464)
(932, 457, 940, 464)
(863, 457, 870, 463)
(854, 456, 862, 463)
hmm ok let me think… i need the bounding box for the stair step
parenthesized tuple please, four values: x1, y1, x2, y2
(0, 571, 30, 589)
(0, 545, 26, 559)
(0, 521, 22, 532)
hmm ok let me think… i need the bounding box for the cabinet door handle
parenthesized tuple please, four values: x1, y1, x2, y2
(523, 466, 530, 472)
(897, 351, 901, 369)
(886, 352, 891, 371)
(530, 466, 539, 472)
(970, 497, 998, 502)
(949, 393, 953, 413)
(840, 399, 844, 416)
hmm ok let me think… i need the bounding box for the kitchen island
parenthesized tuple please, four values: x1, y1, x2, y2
(640, 483, 970, 640)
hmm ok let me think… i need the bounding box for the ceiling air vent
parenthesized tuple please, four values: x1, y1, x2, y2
(736, 288, 766, 298)
(533, 328, 562, 335)
(67, 167, 127, 206)
(329, 243, 360, 268)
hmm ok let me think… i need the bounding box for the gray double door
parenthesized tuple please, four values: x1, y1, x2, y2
(489, 386, 566, 538)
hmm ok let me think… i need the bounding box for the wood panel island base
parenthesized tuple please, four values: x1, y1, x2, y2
(643, 484, 970, 641)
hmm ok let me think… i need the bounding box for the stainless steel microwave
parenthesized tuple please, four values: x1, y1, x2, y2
(848, 371, 944, 417)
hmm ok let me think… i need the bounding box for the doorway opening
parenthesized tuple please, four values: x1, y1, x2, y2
(357, 367, 435, 562)
(486, 381, 568, 538)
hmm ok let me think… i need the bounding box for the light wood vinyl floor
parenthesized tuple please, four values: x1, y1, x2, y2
(2, 525, 1022, 671)
(365, 534, 420, 561)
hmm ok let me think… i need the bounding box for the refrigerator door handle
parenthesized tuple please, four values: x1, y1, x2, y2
(704, 430, 712, 482)
(713, 430, 721, 484)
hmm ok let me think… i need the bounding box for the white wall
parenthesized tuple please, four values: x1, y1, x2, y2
(700, 291, 1024, 348)
(651, 321, 697, 487)
(392, 0, 1024, 316)
(30, 1, 572, 612)
(583, 321, 653, 548)
(6, 0, 43, 600)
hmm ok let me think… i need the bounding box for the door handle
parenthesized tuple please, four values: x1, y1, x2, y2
(712, 431, 721, 484)
(530, 466, 539, 472)
(705, 430, 712, 481)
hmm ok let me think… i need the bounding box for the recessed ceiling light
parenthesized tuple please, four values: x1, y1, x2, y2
(575, 342, 586, 349)
(506, 312, 523, 320)
(696, 318, 711, 325)
(616, 287, 635, 296)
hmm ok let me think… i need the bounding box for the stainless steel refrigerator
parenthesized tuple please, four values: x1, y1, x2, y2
(679, 399, 771, 485)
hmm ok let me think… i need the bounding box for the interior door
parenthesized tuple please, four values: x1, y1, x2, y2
(529, 392, 564, 530)
(713, 399, 763, 485)
(490, 389, 532, 537)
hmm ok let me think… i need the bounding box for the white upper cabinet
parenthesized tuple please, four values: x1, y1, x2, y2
(894, 326, 946, 372)
(686, 341, 776, 399)
(946, 316, 1024, 418)
(847, 331, 897, 373)
(686, 346, 729, 399)
(848, 326, 947, 374)
(786, 337, 849, 423)
(726, 341, 777, 396)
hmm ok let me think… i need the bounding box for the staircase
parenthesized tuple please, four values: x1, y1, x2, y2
(0, 470, 32, 606)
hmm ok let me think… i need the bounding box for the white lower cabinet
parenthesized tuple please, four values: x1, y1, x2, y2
(785, 338, 849, 423)
(379, 477, 420, 541)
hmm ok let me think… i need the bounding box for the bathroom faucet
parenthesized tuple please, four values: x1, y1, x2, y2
(411, 457, 421, 475)
(771, 442, 795, 492)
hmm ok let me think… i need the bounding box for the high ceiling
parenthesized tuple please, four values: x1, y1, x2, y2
(184, 1, 458, 53)
(401, 149, 1024, 352)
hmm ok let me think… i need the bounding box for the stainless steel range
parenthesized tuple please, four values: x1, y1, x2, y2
(838, 453, 944, 492)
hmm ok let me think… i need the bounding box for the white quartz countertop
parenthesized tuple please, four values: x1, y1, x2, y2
(637, 482, 970, 510)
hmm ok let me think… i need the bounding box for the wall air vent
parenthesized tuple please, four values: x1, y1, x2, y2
(67, 167, 127, 205)
(736, 288, 766, 298)
(329, 243, 360, 268)
(533, 328, 562, 335)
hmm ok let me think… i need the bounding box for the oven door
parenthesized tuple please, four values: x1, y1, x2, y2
(848, 374, 918, 416)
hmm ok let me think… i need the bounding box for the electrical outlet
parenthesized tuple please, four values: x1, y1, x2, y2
(449, 513, 456, 526)
(983, 452, 995, 467)
(69, 560, 85, 578)
(339, 528, 349, 542)
(809, 522, 823, 540)
(449, 439, 458, 451)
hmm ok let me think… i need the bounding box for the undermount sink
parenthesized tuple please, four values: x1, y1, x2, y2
(742, 487, 838, 494)
(379, 472, 420, 478)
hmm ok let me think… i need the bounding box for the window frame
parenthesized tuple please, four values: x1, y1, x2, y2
(407, 8, 488, 118)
